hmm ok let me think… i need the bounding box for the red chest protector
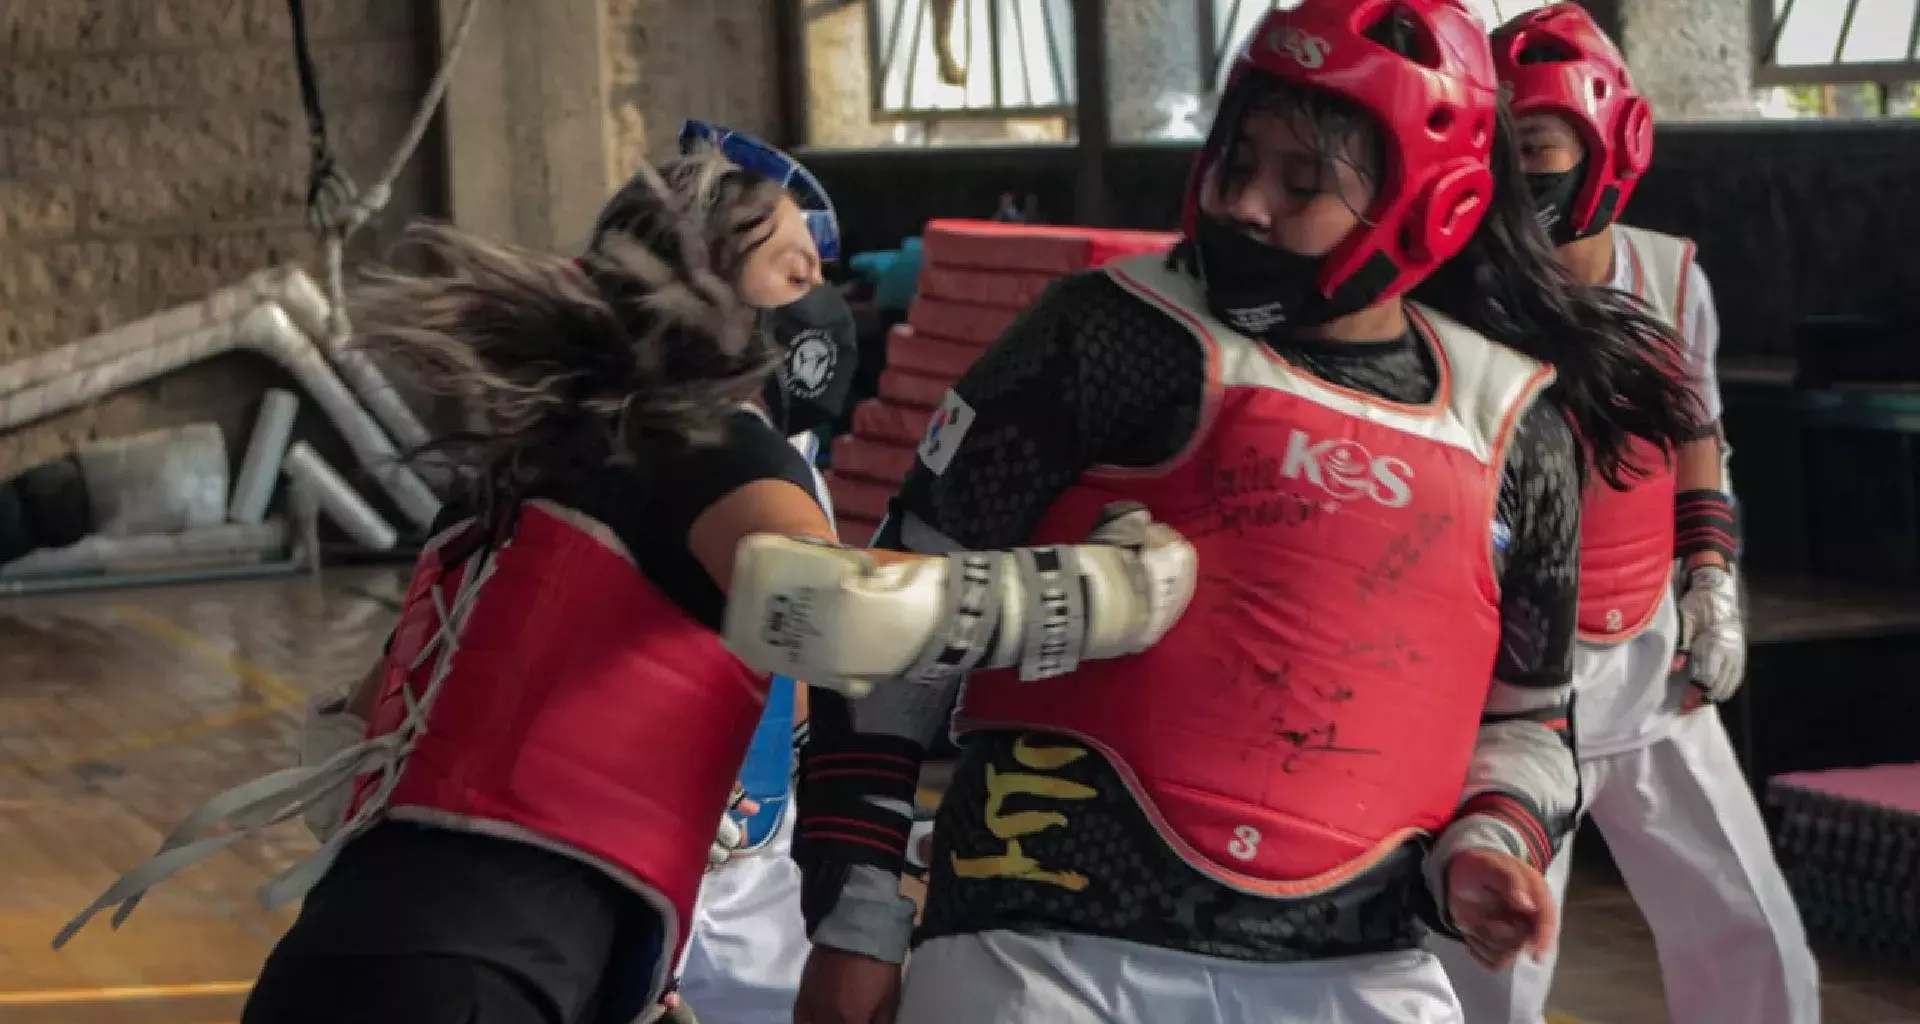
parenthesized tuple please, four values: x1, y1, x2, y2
(1576, 225, 1695, 642)
(355, 499, 768, 997)
(956, 256, 1554, 896)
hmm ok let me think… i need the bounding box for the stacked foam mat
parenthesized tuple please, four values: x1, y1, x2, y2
(827, 220, 1178, 543)
(1767, 765, 1920, 966)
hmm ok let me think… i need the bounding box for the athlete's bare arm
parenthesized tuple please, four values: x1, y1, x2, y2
(1426, 400, 1582, 920)
(1673, 262, 1736, 571)
(689, 477, 894, 585)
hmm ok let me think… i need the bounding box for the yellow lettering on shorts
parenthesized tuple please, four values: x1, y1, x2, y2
(949, 735, 1097, 892)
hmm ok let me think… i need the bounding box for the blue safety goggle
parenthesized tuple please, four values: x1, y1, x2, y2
(680, 119, 841, 262)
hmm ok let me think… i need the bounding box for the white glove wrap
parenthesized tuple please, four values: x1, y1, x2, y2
(723, 505, 1196, 695)
(708, 784, 750, 869)
(1677, 564, 1746, 703)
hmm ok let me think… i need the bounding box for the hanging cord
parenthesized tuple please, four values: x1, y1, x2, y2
(287, 0, 485, 342)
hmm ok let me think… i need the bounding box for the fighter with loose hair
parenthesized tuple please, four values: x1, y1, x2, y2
(55, 130, 1199, 1024)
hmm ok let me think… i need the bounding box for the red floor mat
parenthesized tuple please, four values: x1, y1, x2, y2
(826, 471, 893, 522)
(852, 399, 932, 448)
(921, 219, 1179, 274)
(918, 265, 1060, 310)
(878, 368, 950, 410)
(886, 324, 986, 380)
(836, 515, 884, 545)
(907, 296, 1019, 347)
(1773, 764, 1920, 815)
(1086, 229, 1179, 267)
(833, 435, 918, 484)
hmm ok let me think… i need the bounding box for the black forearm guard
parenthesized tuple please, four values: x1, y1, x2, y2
(1675, 489, 1739, 564)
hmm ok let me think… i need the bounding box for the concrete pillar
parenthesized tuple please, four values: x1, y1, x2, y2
(603, 0, 782, 175)
(437, 0, 613, 252)
(1615, 0, 1756, 120)
(1105, 0, 1206, 142)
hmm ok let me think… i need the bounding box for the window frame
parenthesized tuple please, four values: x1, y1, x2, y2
(861, 0, 1079, 123)
(1750, 0, 1920, 89)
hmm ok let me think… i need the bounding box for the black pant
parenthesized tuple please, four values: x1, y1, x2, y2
(244, 952, 559, 1024)
(243, 823, 667, 1024)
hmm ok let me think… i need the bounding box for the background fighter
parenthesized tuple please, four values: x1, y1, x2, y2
(1431, 8, 1819, 1024)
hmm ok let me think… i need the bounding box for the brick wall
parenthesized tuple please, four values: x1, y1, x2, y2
(604, 0, 781, 178)
(0, 0, 437, 478)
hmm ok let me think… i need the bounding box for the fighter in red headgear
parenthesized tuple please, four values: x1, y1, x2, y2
(790, 1, 1705, 1021)
(1494, 3, 1654, 243)
(1431, 8, 1819, 1024)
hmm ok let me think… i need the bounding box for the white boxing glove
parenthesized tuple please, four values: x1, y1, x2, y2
(722, 502, 1197, 695)
(1677, 564, 1746, 703)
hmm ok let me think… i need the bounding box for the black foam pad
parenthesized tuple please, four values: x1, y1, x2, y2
(15, 456, 92, 549)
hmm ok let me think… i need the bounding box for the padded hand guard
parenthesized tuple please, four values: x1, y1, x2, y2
(722, 503, 1196, 695)
(1677, 564, 1746, 703)
(707, 783, 752, 869)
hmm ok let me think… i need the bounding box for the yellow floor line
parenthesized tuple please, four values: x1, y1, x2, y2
(3, 608, 305, 774)
(112, 606, 306, 707)
(0, 979, 251, 1005)
(10, 702, 286, 774)
(11, 614, 1605, 1024)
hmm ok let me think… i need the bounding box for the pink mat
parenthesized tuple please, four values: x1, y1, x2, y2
(1771, 764, 1920, 815)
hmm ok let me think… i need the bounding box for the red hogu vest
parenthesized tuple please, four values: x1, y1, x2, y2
(955, 255, 1554, 896)
(357, 499, 769, 998)
(1576, 224, 1694, 642)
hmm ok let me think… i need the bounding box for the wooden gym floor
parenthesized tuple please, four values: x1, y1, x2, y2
(1, 569, 1916, 1024)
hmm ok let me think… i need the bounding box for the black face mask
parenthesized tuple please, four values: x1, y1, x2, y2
(760, 284, 858, 436)
(1193, 215, 1378, 335)
(1525, 158, 1611, 247)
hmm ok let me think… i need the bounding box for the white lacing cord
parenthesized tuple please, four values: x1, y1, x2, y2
(51, 544, 498, 949)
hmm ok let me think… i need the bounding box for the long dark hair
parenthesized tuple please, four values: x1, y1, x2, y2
(351, 146, 788, 507)
(1408, 101, 1702, 488)
(1192, 26, 1702, 488)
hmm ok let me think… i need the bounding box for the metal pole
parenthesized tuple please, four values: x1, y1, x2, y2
(774, 0, 811, 147)
(1071, 0, 1110, 226)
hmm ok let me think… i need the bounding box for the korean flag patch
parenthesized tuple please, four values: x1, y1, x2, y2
(917, 390, 976, 477)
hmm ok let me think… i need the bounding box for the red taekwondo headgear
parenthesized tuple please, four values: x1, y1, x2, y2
(1183, 0, 1501, 310)
(1492, 3, 1653, 237)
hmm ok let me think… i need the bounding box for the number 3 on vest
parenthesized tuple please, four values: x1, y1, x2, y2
(1227, 824, 1262, 861)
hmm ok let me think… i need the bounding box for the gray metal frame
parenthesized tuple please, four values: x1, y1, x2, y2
(1750, 0, 1920, 89)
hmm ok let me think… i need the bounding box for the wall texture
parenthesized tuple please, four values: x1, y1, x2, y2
(0, 0, 437, 477)
(605, 0, 783, 173)
(1618, 0, 1755, 121)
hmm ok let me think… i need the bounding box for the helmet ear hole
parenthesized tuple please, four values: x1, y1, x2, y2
(1427, 107, 1455, 134)
(1593, 79, 1610, 101)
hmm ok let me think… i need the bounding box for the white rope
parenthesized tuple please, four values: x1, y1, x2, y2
(317, 0, 486, 342)
(51, 539, 499, 949)
(306, 0, 486, 455)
